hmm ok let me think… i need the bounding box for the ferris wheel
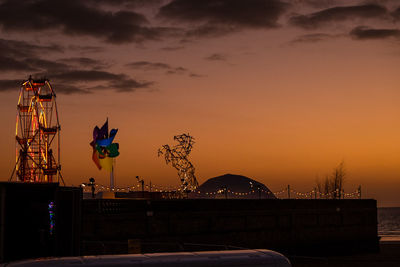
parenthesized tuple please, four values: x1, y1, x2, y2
(10, 77, 63, 184)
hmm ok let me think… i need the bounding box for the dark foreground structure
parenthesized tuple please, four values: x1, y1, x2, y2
(0, 182, 378, 263)
(0, 182, 81, 262)
(82, 198, 378, 256)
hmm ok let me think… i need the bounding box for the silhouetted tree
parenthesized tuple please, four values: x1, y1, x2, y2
(316, 161, 346, 199)
(331, 161, 345, 199)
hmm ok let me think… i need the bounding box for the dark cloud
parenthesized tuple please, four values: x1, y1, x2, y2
(57, 57, 109, 69)
(297, 0, 339, 9)
(165, 67, 187, 75)
(0, 38, 69, 73)
(126, 61, 189, 75)
(0, 40, 152, 95)
(49, 70, 121, 82)
(54, 84, 91, 95)
(0, 56, 70, 73)
(184, 24, 238, 38)
(112, 78, 154, 92)
(159, 0, 288, 28)
(189, 73, 205, 78)
(68, 45, 105, 53)
(290, 33, 338, 44)
(350, 26, 400, 40)
(0, 56, 37, 72)
(0, 60, 153, 94)
(42, 70, 153, 93)
(0, 38, 152, 94)
(0, 38, 63, 58)
(290, 4, 388, 29)
(158, 0, 289, 37)
(392, 7, 400, 20)
(0, 0, 166, 44)
(127, 61, 172, 70)
(125, 61, 203, 77)
(0, 38, 75, 74)
(205, 53, 227, 61)
(161, 46, 185, 51)
(26, 58, 70, 72)
(88, 0, 163, 9)
(0, 79, 24, 92)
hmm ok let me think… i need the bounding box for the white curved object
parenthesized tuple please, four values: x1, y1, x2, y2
(6, 249, 291, 267)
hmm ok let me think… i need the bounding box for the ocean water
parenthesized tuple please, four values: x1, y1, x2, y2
(378, 207, 400, 241)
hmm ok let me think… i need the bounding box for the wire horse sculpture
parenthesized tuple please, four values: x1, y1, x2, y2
(158, 134, 199, 193)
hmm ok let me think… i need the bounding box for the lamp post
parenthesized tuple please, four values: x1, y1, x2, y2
(136, 176, 144, 198)
(89, 177, 96, 198)
(81, 177, 96, 198)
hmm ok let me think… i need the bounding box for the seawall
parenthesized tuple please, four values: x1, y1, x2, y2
(82, 198, 378, 255)
(0, 182, 378, 262)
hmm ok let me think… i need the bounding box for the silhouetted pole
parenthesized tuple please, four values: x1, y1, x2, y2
(358, 185, 362, 199)
(314, 187, 317, 199)
(136, 176, 145, 198)
(89, 177, 96, 199)
(150, 181, 152, 192)
(110, 159, 115, 191)
(224, 187, 227, 199)
(287, 185, 291, 199)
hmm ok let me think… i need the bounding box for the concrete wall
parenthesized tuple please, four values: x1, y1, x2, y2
(0, 183, 81, 262)
(81, 199, 378, 255)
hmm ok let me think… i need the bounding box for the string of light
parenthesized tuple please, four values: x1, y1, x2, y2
(81, 182, 178, 193)
(81, 182, 361, 198)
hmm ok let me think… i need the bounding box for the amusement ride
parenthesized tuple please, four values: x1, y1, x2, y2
(10, 77, 63, 184)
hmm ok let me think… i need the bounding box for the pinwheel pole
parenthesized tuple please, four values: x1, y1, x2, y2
(110, 159, 115, 190)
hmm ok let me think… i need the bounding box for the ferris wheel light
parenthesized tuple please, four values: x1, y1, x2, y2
(11, 77, 62, 184)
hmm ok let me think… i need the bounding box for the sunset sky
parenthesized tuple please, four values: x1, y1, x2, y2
(0, 0, 399, 206)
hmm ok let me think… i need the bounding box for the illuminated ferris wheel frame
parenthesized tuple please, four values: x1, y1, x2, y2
(10, 77, 64, 184)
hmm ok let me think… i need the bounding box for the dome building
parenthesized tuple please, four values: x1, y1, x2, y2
(192, 174, 276, 199)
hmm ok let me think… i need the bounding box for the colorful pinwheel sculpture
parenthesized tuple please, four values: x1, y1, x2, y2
(90, 119, 119, 171)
